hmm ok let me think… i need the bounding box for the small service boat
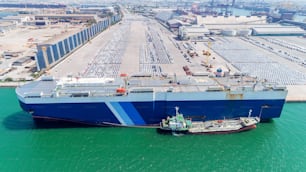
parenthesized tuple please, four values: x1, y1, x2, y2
(159, 107, 192, 133)
(159, 107, 260, 135)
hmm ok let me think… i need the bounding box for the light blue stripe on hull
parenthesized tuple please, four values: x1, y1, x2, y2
(119, 102, 145, 125)
(105, 102, 126, 125)
(110, 102, 134, 125)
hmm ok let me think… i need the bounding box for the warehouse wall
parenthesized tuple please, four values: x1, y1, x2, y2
(35, 15, 121, 71)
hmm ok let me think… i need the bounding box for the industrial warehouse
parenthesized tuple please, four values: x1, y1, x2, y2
(35, 15, 121, 71)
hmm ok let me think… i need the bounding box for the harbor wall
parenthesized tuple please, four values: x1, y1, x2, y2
(35, 14, 121, 71)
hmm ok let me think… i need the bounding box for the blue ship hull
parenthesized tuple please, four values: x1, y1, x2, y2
(19, 99, 285, 126)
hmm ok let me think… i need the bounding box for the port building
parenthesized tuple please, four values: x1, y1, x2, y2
(35, 15, 121, 71)
(280, 20, 306, 30)
(167, 19, 183, 30)
(155, 11, 175, 23)
(0, 21, 16, 33)
(252, 26, 306, 36)
(196, 16, 267, 25)
(178, 25, 210, 40)
(12, 56, 33, 66)
(34, 14, 97, 23)
(0, 3, 66, 8)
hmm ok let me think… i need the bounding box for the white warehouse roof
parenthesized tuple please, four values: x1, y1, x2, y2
(180, 26, 210, 34)
(252, 26, 306, 35)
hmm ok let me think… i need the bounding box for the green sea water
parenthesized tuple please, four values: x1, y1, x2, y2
(0, 88, 305, 172)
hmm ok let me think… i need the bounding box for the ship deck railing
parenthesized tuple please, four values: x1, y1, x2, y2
(22, 76, 285, 98)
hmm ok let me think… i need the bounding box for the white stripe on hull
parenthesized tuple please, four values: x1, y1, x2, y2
(20, 90, 287, 104)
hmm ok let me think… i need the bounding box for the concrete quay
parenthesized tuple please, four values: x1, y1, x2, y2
(0, 81, 26, 87)
(286, 86, 306, 102)
(2, 13, 305, 102)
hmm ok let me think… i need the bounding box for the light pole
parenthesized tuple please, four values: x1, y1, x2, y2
(259, 105, 270, 119)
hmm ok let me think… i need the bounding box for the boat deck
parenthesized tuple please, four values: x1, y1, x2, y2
(188, 120, 242, 133)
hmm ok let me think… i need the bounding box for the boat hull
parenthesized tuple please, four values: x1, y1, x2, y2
(157, 124, 257, 135)
(18, 98, 285, 126)
(187, 124, 257, 135)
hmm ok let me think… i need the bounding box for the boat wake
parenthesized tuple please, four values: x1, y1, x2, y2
(172, 132, 185, 137)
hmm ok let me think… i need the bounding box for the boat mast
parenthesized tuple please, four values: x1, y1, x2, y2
(175, 106, 179, 115)
(248, 109, 253, 117)
(259, 105, 269, 119)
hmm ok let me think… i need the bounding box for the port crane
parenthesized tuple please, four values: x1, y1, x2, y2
(209, 0, 236, 16)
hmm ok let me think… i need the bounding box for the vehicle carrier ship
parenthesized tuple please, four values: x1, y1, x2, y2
(16, 73, 288, 126)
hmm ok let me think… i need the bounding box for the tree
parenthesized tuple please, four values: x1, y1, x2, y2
(4, 77, 13, 82)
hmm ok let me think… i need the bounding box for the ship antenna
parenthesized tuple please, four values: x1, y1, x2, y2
(175, 106, 179, 115)
(259, 105, 269, 119)
(248, 109, 252, 117)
